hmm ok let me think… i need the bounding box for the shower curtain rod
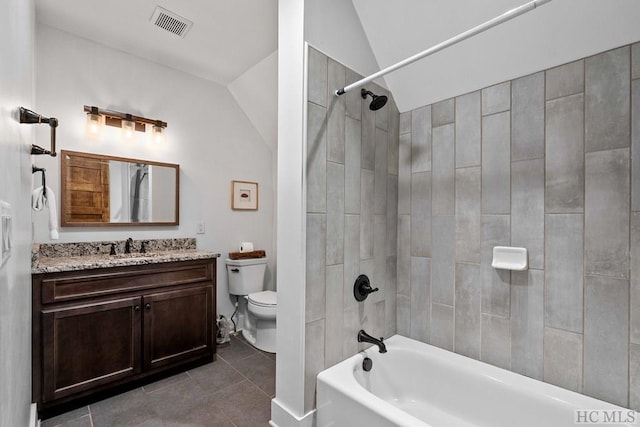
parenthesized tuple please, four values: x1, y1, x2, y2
(335, 0, 553, 96)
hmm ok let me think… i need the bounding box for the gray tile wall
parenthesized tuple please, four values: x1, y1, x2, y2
(398, 42, 640, 410)
(305, 42, 640, 413)
(304, 47, 399, 412)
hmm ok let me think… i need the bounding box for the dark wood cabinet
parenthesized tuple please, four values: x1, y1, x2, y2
(143, 285, 213, 371)
(32, 258, 216, 411)
(42, 296, 142, 402)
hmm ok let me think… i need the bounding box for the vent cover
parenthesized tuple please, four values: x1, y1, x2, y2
(150, 6, 193, 38)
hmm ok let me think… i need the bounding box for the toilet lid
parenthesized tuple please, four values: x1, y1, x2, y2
(248, 290, 277, 307)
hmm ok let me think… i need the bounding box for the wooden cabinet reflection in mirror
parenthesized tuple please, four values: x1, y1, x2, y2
(61, 150, 179, 226)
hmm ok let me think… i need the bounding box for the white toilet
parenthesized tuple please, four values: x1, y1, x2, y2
(225, 257, 276, 353)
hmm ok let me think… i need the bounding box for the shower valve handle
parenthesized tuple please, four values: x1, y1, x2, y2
(354, 274, 379, 302)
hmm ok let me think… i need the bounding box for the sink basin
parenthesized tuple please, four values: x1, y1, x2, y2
(111, 252, 162, 259)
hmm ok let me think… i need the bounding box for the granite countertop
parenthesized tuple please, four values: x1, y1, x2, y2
(32, 250, 220, 274)
(32, 238, 220, 274)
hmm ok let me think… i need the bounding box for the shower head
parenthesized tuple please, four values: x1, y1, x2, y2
(361, 88, 388, 111)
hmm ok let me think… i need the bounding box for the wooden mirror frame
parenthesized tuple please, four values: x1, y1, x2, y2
(60, 150, 180, 227)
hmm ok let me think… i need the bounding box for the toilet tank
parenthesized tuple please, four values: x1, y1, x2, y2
(226, 257, 268, 295)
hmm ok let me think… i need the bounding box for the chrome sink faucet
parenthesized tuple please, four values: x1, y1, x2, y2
(358, 329, 387, 353)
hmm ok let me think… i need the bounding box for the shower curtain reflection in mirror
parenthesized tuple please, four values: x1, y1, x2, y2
(109, 161, 150, 222)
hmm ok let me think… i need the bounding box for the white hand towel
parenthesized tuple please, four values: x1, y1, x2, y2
(32, 186, 59, 240)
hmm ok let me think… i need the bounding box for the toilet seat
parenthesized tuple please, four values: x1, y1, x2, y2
(248, 290, 277, 307)
(247, 290, 277, 322)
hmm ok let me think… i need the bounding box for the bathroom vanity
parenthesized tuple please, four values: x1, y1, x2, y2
(31, 240, 218, 412)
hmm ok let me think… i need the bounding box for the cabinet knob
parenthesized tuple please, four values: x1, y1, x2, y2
(134, 305, 141, 312)
(145, 303, 151, 310)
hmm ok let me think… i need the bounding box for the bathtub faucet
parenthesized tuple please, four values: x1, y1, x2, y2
(358, 330, 387, 353)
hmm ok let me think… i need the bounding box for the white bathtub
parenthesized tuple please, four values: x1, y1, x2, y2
(316, 335, 636, 427)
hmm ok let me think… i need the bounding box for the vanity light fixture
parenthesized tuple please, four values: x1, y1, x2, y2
(83, 105, 167, 143)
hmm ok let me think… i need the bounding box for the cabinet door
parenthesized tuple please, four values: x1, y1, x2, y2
(42, 297, 142, 402)
(143, 284, 213, 371)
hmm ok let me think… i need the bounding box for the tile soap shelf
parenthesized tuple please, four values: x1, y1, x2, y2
(491, 246, 528, 271)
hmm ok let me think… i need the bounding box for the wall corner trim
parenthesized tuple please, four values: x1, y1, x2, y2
(29, 403, 38, 427)
(270, 398, 315, 427)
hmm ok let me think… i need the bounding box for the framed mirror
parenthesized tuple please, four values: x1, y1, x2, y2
(61, 150, 179, 226)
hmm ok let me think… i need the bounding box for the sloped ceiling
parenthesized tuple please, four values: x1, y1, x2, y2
(305, 0, 382, 82)
(228, 51, 279, 153)
(352, 0, 640, 111)
(34, 1, 640, 118)
(35, 0, 277, 86)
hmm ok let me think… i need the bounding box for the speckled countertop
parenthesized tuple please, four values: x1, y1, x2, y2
(32, 238, 220, 274)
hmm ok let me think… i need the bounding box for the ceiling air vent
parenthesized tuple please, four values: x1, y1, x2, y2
(150, 6, 193, 38)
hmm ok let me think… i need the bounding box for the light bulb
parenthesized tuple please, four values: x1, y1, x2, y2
(122, 115, 136, 141)
(86, 107, 102, 138)
(152, 124, 165, 145)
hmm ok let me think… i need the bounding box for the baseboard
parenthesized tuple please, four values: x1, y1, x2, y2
(29, 403, 39, 427)
(270, 398, 315, 427)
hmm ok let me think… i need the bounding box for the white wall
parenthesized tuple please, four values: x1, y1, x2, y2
(271, 0, 309, 425)
(34, 25, 276, 319)
(151, 165, 176, 223)
(0, 0, 36, 426)
(228, 51, 279, 277)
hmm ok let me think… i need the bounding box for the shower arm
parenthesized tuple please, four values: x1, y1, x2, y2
(335, 0, 553, 96)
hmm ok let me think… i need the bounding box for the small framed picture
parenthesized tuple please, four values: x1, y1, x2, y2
(231, 180, 259, 210)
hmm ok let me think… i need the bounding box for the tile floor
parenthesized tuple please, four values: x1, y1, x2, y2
(41, 334, 275, 427)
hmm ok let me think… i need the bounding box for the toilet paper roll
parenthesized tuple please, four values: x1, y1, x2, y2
(240, 242, 254, 253)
